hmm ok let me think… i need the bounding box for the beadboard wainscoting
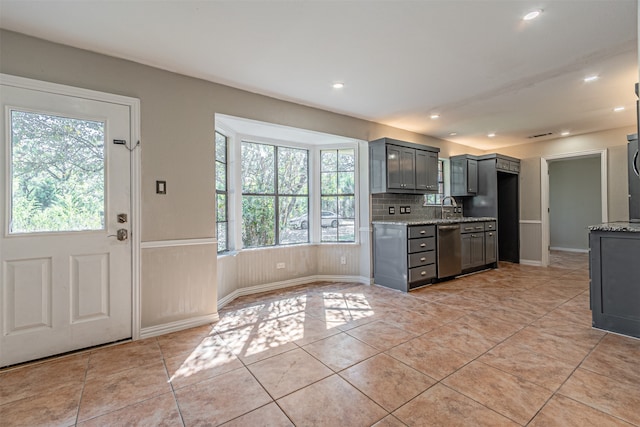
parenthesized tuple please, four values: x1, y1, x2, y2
(140, 239, 218, 337)
(520, 220, 543, 266)
(217, 243, 368, 309)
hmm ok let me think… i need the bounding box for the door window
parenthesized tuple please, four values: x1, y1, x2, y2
(9, 110, 105, 234)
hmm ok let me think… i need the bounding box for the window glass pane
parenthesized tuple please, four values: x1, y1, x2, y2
(320, 197, 338, 241)
(321, 150, 337, 172)
(215, 132, 227, 163)
(217, 194, 226, 222)
(321, 172, 338, 195)
(217, 222, 227, 253)
(242, 196, 275, 247)
(242, 142, 274, 193)
(338, 195, 355, 219)
(337, 171, 355, 194)
(10, 110, 105, 233)
(338, 149, 355, 171)
(278, 147, 308, 195)
(216, 162, 226, 191)
(338, 196, 355, 242)
(279, 196, 309, 244)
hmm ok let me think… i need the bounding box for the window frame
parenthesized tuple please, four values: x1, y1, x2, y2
(215, 131, 228, 253)
(240, 139, 310, 248)
(216, 129, 360, 252)
(318, 147, 357, 243)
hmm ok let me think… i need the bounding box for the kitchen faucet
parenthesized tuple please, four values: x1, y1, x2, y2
(441, 196, 458, 219)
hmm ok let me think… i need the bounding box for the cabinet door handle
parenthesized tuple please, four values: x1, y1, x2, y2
(475, 226, 483, 230)
(421, 271, 427, 276)
(420, 243, 426, 247)
(488, 232, 494, 236)
(420, 257, 426, 261)
(420, 230, 426, 234)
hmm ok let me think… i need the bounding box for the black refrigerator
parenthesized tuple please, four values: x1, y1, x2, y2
(463, 154, 520, 263)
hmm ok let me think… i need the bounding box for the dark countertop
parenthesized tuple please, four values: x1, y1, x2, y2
(372, 217, 496, 226)
(588, 221, 640, 233)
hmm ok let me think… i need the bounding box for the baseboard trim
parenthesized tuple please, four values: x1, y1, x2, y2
(139, 313, 220, 339)
(218, 274, 370, 310)
(519, 259, 543, 267)
(550, 247, 589, 253)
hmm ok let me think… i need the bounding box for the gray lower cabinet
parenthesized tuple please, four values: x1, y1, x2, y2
(373, 223, 436, 291)
(589, 230, 640, 338)
(461, 221, 496, 271)
(461, 222, 484, 270)
(484, 230, 497, 264)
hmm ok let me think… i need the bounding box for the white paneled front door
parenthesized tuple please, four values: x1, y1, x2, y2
(0, 80, 133, 367)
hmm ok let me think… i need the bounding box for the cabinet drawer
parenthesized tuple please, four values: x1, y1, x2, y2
(509, 161, 520, 173)
(484, 221, 496, 231)
(409, 251, 436, 268)
(409, 264, 436, 283)
(408, 237, 435, 253)
(461, 223, 485, 233)
(408, 225, 435, 239)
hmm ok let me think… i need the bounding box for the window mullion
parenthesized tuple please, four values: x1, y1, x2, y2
(274, 146, 280, 245)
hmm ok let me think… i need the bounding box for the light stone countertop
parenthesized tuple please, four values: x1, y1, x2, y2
(588, 221, 640, 233)
(372, 217, 496, 226)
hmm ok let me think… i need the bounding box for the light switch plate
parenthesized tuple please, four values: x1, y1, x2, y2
(156, 180, 166, 194)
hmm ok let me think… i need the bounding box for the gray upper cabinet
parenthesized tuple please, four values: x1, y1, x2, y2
(450, 155, 478, 196)
(387, 145, 416, 190)
(495, 156, 520, 174)
(416, 150, 439, 192)
(370, 138, 440, 194)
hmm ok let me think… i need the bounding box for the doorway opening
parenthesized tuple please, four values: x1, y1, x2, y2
(541, 150, 607, 267)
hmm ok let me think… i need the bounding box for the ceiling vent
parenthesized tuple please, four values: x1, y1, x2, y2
(527, 132, 553, 139)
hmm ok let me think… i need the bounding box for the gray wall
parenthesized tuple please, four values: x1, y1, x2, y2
(549, 157, 601, 251)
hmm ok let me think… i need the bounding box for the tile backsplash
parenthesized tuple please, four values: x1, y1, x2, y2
(370, 193, 462, 221)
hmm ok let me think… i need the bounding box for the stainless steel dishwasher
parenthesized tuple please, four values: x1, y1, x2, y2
(437, 224, 462, 278)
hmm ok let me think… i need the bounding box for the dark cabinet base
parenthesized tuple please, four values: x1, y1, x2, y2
(589, 231, 640, 339)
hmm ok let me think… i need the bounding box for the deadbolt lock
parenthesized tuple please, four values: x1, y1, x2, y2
(117, 229, 128, 241)
(117, 213, 128, 223)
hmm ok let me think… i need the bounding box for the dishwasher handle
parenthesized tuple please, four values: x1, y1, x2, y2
(438, 224, 460, 230)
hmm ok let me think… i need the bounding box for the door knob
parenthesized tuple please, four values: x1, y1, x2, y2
(117, 229, 128, 241)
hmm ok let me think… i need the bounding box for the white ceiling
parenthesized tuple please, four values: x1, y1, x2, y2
(0, 0, 637, 150)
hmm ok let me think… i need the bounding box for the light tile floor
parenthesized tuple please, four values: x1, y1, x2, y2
(2, 251, 639, 426)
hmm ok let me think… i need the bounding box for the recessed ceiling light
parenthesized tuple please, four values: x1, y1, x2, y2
(430, 114, 440, 119)
(332, 82, 345, 89)
(449, 132, 457, 136)
(614, 106, 625, 112)
(561, 131, 571, 136)
(584, 75, 599, 83)
(488, 133, 496, 138)
(523, 9, 542, 21)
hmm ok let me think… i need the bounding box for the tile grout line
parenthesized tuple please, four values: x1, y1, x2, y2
(161, 345, 187, 427)
(71, 353, 91, 426)
(522, 332, 610, 426)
